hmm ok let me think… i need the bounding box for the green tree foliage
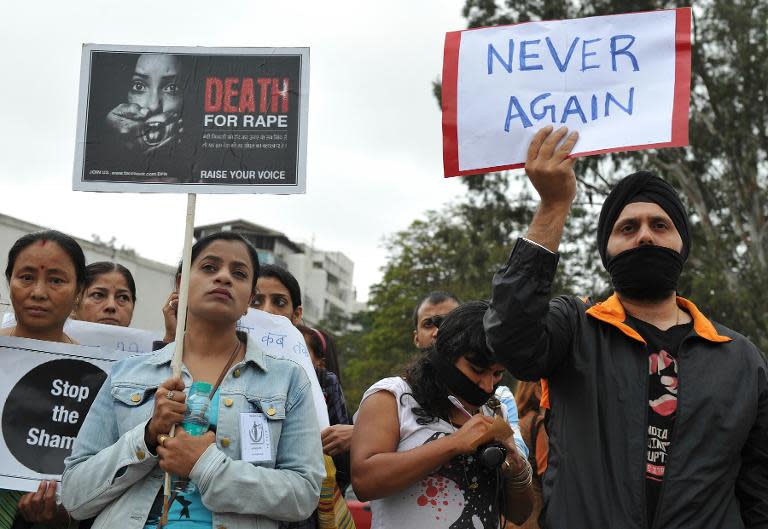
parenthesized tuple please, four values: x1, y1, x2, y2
(342, 0, 767, 407)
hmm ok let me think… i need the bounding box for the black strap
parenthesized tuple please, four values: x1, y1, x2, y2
(208, 338, 243, 399)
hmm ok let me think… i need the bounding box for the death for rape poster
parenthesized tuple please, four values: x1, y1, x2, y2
(73, 45, 309, 193)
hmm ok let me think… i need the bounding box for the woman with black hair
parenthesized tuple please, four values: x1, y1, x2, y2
(1, 230, 87, 528)
(74, 262, 137, 327)
(351, 301, 534, 528)
(62, 232, 323, 529)
(252, 264, 303, 325)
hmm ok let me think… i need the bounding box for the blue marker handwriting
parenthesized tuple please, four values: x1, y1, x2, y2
(484, 33, 640, 130)
(261, 333, 286, 348)
(487, 35, 639, 75)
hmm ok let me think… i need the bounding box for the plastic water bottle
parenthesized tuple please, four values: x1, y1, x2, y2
(171, 381, 212, 494)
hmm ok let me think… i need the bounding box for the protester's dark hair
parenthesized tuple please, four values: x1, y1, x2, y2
(84, 262, 137, 302)
(402, 300, 493, 422)
(177, 232, 260, 293)
(319, 329, 343, 384)
(259, 264, 302, 309)
(5, 230, 86, 289)
(412, 291, 461, 328)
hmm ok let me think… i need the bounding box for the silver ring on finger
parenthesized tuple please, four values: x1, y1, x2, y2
(166, 390, 174, 401)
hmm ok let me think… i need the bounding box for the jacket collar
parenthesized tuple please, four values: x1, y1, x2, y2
(147, 334, 268, 371)
(586, 293, 732, 345)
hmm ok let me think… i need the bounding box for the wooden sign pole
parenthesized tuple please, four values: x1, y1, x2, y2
(160, 192, 197, 528)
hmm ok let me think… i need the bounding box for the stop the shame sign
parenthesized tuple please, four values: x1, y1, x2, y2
(0, 336, 123, 492)
(442, 8, 691, 176)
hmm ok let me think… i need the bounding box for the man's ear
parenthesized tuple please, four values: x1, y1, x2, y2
(413, 329, 420, 348)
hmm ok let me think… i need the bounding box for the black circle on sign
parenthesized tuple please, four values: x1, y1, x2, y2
(2, 359, 107, 474)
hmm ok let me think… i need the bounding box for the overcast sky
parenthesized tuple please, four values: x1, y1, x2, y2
(0, 0, 472, 302)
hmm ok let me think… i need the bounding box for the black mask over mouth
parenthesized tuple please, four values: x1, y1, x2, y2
(431, 354, 494, 407)
(607, 245, 684, 302)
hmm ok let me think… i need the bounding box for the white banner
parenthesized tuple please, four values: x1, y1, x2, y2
(1, 314, 161, 354)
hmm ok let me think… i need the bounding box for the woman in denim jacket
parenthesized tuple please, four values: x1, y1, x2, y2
(62, 232, 324, 529)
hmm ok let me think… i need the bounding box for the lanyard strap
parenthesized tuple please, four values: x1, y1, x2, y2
(208, 338, 243, 399)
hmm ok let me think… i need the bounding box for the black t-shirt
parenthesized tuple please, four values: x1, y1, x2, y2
(626, 315, 692, 527)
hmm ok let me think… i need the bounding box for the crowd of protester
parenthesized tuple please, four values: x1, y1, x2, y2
(0, 127, 765, 529)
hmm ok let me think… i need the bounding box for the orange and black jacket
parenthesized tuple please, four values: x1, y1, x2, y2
(484, 238, 768, 529)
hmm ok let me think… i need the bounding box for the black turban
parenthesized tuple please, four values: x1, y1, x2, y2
(597, 171, 690, 268)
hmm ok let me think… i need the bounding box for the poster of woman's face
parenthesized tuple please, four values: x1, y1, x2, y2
(109, 54, 186, 152)
(74, 45, 309, 194)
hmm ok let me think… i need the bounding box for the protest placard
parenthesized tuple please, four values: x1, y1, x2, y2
(73, 44, 309, 193)
(0, 337, 123, 492)
(237, 308, 330, 429)
(442, 8, 691, 176)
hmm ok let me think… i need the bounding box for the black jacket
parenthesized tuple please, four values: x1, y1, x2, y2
(484, 238, 768, 529)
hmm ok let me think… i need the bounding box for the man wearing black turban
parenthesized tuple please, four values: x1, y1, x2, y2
(484, 126, 767, 529)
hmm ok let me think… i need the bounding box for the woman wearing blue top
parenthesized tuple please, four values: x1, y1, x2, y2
(62, 232, 324, 529)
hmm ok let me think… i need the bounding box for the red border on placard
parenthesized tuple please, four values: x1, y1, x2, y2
(441, 30, 462, 177)
(670, 7, 692, 146)
(441, 8, 692, 178)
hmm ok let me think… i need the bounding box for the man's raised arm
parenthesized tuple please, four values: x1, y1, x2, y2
(484, 126, 580, 380)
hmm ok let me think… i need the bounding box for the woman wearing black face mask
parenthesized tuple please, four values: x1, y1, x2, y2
(351, 301, 534, 529)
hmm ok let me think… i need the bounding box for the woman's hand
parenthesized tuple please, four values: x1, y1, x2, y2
(156, 430, 216, 477)
(449, 414, 496, 454)
(499, 434, 529, 475)
(144, 377, 187, 452)
(321, 424, 354, 456)
(17, 480, 70, 525)
(162, 292, 179, 343)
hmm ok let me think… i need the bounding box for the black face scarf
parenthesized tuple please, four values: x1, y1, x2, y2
(607, 245, 684, 302)
(431, 354, 494, 407)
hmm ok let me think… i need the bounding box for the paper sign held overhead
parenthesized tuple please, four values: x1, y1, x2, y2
(73, 44, 309, 193)
(442, 8, 691, 177)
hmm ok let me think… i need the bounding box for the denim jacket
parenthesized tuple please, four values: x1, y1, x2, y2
(61, 336, 324, 529)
